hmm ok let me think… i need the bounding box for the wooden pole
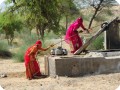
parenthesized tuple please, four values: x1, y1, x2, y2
(74, 17, 119, 55)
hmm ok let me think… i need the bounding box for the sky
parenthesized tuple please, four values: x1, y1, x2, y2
(116, 0, 120, 4)
(0, 0, 5, 4)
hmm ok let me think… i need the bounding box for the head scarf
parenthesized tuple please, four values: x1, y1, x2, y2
(35, 40, 42, 45)
(77, 17, 83, 23)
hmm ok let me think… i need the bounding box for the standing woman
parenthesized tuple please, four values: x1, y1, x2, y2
(24, 40, 53, 80)
(65, 17, 89, 53)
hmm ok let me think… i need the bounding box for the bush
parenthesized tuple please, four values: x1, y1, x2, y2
(0, 40, 12, 58)
(13, 45, 27, 62)
(44, 31, 58, 39)
(0, 41, 9, 51)
(87, 35, 104, 50)
(22, 33, 38, 46)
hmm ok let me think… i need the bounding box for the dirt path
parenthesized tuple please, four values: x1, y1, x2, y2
(0, 57, 120, 90)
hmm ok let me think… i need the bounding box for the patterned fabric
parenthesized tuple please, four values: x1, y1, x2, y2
(24, 44, 41, 80)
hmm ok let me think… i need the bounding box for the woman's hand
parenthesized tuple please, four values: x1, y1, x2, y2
(78, 30, 83, 33)
(73, 30, 78, 33)
(50, 44, 54, 47)
(46, 44, 54, 50)
(85, 29, 90, 33)
(84, 28, 92, 34)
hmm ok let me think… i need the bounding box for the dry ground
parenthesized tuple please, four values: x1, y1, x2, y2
(1, 15, 120, 89)
(0, 56, 120, 90)
(0, 5, 120, 90)
(1, 32, 120, 90)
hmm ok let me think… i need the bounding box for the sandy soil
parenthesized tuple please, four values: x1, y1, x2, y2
(0, 56, 120, 90)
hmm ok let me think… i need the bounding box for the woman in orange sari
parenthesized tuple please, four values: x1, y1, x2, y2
(24, 40, 53, 80)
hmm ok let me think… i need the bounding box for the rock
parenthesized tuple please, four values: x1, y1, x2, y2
(0, 73, 7, 78)
(84, 52, 104, 58)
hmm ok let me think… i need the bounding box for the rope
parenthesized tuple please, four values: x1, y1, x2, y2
(52, 33, 78, 46)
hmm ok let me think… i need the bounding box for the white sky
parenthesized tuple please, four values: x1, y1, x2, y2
(116, 0, 120, 4)
(0, 0, 5, 4)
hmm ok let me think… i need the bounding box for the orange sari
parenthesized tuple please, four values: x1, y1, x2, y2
(24, 45, 41, 80)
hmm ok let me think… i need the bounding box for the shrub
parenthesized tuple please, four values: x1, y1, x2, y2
(13, 45, 27, 62)
(0, 40, 9, 51)
(87, 35, 104, 50)
(0, 40, 12, 58)
(44, 31, 58, 39)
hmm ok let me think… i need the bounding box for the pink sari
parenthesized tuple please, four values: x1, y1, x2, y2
(65, 17, 86, 53)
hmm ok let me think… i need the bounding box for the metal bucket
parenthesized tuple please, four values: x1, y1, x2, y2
(50, 46, 68, 55)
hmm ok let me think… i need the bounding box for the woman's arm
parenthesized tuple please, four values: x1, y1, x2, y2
(80, 22, 90, 33)
(28, 46, 37, 56)
(28, 46, 37, 61)
(39, 44, 54, 51)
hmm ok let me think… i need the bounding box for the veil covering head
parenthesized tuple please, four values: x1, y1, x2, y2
(77, 17, 83, 23)
(35, 40, 42, 45)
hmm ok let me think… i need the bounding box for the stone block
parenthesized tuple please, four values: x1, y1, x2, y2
(44, 55, 120, 77)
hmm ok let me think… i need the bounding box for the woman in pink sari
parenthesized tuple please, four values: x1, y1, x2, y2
(65, 17, 89, 53)
(24, 40, 53, 80)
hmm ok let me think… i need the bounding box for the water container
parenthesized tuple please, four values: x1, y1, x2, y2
(55, 46, 63, 55)
(50, 48, 55, 55)
(62, 49, 68, 55)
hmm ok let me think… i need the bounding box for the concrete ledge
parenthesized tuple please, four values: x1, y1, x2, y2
(44, 56, 120, 77)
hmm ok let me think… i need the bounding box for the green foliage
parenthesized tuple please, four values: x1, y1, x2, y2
(12, 33, 37, 62)
(0, 11, 23, 45)
(9, 0, 62, 38)
(82, 12, 93, 21)
(13, 45, 27, 62)
(12, 32, 38, 62)
(94, 15, 108, 22)
(60, 0, 79, 15)
(105, 9, 113, 16)
(0, 12, 22, 31)
(6, 0, 77, 39)
(22, 33, 38, 46)
(0, 40, 9, 51)
(44, 31, 59, 39)
(88, 35, 104, 50)
(0, 40, 12, 58)
(94, 8, 113, 22)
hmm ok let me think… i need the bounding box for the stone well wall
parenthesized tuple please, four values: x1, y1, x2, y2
(44, 55, 120, 77)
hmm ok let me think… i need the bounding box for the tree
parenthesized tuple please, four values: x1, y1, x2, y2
(74, 0, 116, 28)
(88, 0, 116, 28)
(7, 0, 77, 39)
(0, 11, 23, 45)
(60, 0, 79, 30)
(7, 0, 61, 39)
